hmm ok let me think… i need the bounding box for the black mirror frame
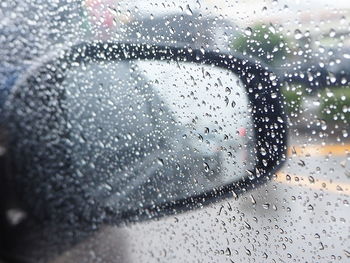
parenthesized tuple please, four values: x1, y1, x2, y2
(3, 42, 288, 224)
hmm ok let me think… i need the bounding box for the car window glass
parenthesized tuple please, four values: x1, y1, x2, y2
(1, 0, 350, 262)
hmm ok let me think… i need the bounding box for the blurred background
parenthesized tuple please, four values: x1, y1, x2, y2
(2, 0, 349, 136)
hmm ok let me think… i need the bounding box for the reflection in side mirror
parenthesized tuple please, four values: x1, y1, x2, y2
(62, 60, 256, 212)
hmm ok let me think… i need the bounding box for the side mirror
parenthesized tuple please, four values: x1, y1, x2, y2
(0, 42, 287, 258)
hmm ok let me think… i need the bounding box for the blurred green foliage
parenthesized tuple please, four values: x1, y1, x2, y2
(232, 24, 289, 65)
(281, 84, 305, 117)
(320, 87, 350, 124)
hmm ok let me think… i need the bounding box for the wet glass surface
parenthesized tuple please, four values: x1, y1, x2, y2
(0, 0, 349, 262)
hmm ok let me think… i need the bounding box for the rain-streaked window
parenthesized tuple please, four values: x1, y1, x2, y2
(0, 1, 349, 262)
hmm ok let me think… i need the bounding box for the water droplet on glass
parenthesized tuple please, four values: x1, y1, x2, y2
(245, 27, 253, 36)
(269, 24, 276, 34)
(319, 242, 325, 250)
(262, 203, 270, 209)
(232, 190, 238, 200)
(244, 221, 251, 230)
(329, 73, 336, 83)
(294, 29, 303, 40)
(250, 194, 256, 204)
(329, 29, 336, 38)
(298, 160, 306, 167)
(157, 158, 164, 166)
(269, 73, 277, 81)
(307, 204, 314, 211)
(204, 162, 210, 172)
(185, 4, 193, 15)
(246, 169, 255, 180)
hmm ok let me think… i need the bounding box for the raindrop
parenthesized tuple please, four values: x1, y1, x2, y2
(250, 194, 256, 204)
(255, 168, 261, 178)
(198, 134, 203, 142)
(313, 100, 320, 106)
(298, 160, 306, 167)
(340, 160, 346, 168)
(268, 24, 276, 34)
(262, 159, 268, 167)
(245, 27, 253, 36)
(185, 4, 193, 15)
(294, 29, 303, 40)
(232, 190, 238, 200)
(246, 169, 255, 180)
(203, 162, 210, 172)
(244, 221, 251, 230)
(308, 176, 315, 183)
(262, 203, 270, 209)
(157, 158, 164, 166)
(269, 73, 277, 81)
(319, 242, 325, 250)
(329, 73, 337, 83)
(307, 204, 314, 211)
(329, 29, 336, 38)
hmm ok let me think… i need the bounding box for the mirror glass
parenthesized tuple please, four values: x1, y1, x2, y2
(61, 60, 256, 212)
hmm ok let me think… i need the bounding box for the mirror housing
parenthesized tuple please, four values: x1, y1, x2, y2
(0, 42, 287, 235)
